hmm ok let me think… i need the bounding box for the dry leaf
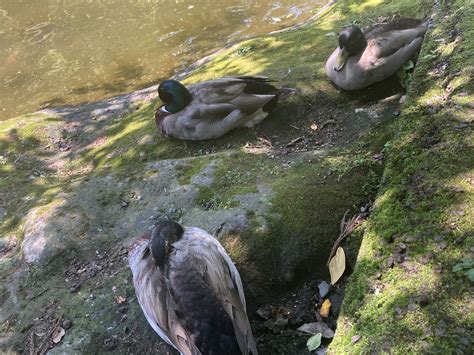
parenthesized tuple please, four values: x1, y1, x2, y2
(52, 326, 65, 343)
(115, 295, 126, 304)
(319, 299, 332, 317)
(307, 333, 322, 351)
(329, 247, 346, 285)
(310, 123, 318, 131)
(297, 322, 335, 338)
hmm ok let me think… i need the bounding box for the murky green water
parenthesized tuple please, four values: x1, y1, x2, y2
(0, 0, 325, 120)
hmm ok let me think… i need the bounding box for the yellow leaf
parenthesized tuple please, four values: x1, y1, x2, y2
(329, 247, 346, 285)
(319, 299, 331, 317)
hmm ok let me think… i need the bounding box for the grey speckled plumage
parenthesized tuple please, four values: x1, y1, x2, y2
(128, 222, 257, 355)
(326, 18, 428, 90)
(155, 76, 294, 140)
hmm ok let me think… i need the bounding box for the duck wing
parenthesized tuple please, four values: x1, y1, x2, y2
(186, 76, 279, 118)
(130, 242, 200, 355)
(167, 227, 258, 355)
(365, 19, 428, 59)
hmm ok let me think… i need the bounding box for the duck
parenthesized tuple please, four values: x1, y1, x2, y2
(325, 18, 428, 90)
(154, 76, 294, 140)
(128, 220, 258, 355)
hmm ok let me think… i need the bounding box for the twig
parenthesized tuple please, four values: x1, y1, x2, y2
(286, 136, 304, 147)
(327, 211, 366, 265)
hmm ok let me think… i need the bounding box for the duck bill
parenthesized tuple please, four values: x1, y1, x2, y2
(334, 47, 349, 72)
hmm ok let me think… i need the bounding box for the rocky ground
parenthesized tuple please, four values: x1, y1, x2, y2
(1, 0, 471, 354)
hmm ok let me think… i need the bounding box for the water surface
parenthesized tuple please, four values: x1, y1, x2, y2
(1, 0, 325, 120)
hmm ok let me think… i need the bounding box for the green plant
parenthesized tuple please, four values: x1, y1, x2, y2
(453, 259, 474, 282)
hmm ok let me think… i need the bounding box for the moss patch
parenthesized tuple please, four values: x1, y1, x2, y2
(195, 185, 239, 211)
(330, 0, 474, 353)
(175, 159, 208, 185)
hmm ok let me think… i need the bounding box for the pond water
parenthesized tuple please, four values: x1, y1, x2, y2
(1, 0, 325, 120)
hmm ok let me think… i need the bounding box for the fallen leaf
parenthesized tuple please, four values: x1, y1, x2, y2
(52, 326, 65, 343)
(307, 333, 322, 351)
(319, 299, 332, 317)
(318, 281, 330, 298)
(329, 247, 346, 285)
(298, 322, 335, 338)
(115, 295, 126, 304)
(310, 123, 318, 131)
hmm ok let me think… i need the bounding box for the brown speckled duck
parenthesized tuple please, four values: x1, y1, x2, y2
(154, 76, 294, 140)
(128, 220, 257, 355)
(326, 18, 428, 90)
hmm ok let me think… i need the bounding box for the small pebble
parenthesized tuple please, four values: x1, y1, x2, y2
(62, 319, 72, 329)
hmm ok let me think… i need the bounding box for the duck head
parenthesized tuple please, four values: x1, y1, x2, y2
(334, 25, 367, 71)
(149, 220, 184, 268)
(158, 80, 192, 114)
(128, 220, 184, 269)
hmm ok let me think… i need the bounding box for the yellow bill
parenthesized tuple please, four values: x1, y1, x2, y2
(334, 47, 349, 72)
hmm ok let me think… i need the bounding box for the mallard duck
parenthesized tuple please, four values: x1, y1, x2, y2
(128, 220, 257, 355)
(325, 18, 428, 90)
(155, 76, 294, 140)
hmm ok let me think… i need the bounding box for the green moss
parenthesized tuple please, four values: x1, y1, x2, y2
(222, 136, 387, 299)
(195, 185, 239, 210)
(175, 159, 208, 185)
(212, 156, 263, 197)
(330, 0, 474, 353)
